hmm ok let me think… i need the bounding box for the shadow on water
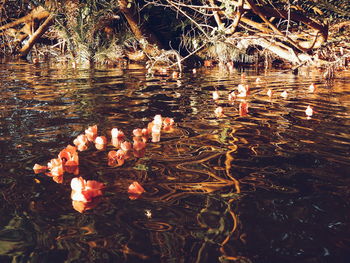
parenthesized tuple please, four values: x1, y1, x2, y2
(0, 60, 349, 262)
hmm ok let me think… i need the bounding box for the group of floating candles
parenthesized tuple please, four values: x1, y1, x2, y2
(33, 115, 175, 212)
(213, 78, 315, 118)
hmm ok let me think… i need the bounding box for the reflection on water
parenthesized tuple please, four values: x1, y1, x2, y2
(0, 60, 349, 262)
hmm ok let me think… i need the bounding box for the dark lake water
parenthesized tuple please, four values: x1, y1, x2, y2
(0, 60, 349, 263)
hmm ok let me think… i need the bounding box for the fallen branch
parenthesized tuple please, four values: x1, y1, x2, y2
(18, 14, 55, 58)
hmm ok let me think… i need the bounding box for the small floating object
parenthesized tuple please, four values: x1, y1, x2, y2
(151, 131, 161, 143)
(71, 177, 104, 203)
(133, 128, 143, 137)
(281, 90, 288, 98)
(108, 150, 126, 166)
(213, 91, 219, 100)
(267, 89, 273, 98)
(192, 68, 197, 74)
(239, 102, 249, 116)
(237, 84, 248, 97)
(228, 91, 236, 102)
(73, 134, 89, 151)
(85, 125, 98, 142)
(33, 164, 48, 174)
(111, 128, 125, 139)
(133, 138, 147, 151)
(128, 181, 145, 200)
(153, 114, 163, 126)
(305, 105, 313, 117)
(120, 141, 132, 152)
(309, 83, 316, 92)
(163, 117, 174, 126)
(214, 106, 224, 118)
(95, 136, 107, 150)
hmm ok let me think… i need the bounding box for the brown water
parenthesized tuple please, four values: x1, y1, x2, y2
(0, 60, 349, 263)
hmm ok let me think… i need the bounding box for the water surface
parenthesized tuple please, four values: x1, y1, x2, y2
(0, 61, 349, 262)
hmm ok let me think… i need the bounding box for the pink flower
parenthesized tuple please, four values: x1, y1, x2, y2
(305, 105, 313, 117)
(213, 91, 219, 100)
(267, 89, 273, 98)
(133, 128, 143, 137)
(309, 83, 316, 92)
(33, 164, 48, 174)
(120, 141, 132, 152)
(85, 125, 98, 142)
(111, 128, 125, 139)
(133, 138, 146, 151)
(47, 158, 64, 178)
(128, 181, 145, 199)
(73, 134, 89, 151)
(95, 136, 107, 150)
(58, 145, 79, 166)
(163, 117, 174, 126)
(215, 106, 224, 118)
(152, 132, 160, 143)
(108, 150, 126, 166)
(239, 102, 249, 116)
(153, 115, 163, 126)
(71, 177, 104, 203)
(228, 92, 236, 102)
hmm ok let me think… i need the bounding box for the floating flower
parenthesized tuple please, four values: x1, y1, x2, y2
(95, 136, 107, 150)
(108, 149, 126, 166)
(228, 91, 236, 102)
(237, 84, 248, 97)
(133, 138, 147, 151)
(73, 134, 89, 151)
(141, 128, 149, 137)
(128, 181, 145, 199)
(267, 89, 273, 98)
(163, 117, 174, 126)
(153, 115, 163, 126)
(305, 105, 313, 117)
(215, 106, 224, 118)
(85, 125, 98, 142)
(71, 177, 104, 203)
(59, 145, 79, 166)
(72, 198, 100, 213)
(47, 157, 64, 183)
(133, 128, 143, 137)
(33, 164, 48, 174)
(239, 102, 249, 116)
(120, 141, 132, 152)
(309, 83, 316, 92)
(151, 132, 160, 143)
(47, 158, 64, 176)
(152, 123, 161, 134)
(111, 137, 124, 148)
(213, 91, 219, 100)
(281, 90, 288, 98)
(111, 128, 125, 139)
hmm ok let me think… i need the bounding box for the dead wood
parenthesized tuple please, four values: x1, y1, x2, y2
(18, 14, 54, 58)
